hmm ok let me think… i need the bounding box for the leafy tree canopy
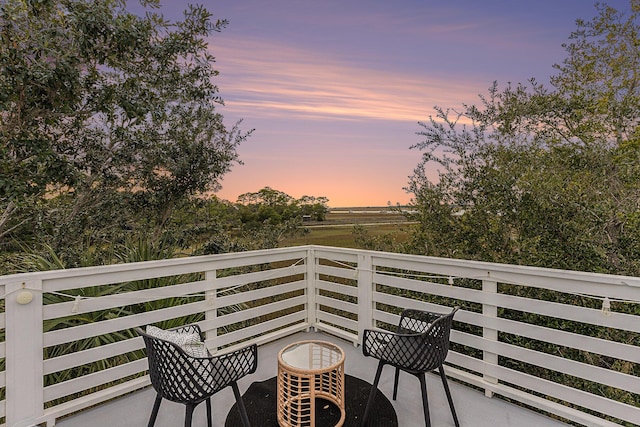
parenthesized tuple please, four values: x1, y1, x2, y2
(407, 1, 640, 275)
(235, 187, 329, 227)
(0, 0, 250, 249)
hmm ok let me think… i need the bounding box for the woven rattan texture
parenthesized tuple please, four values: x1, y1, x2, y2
(277, 341, 345, 427)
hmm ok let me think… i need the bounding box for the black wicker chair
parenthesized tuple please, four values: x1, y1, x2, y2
(135, 324, 257, 427)
(361, 307, 460, 427)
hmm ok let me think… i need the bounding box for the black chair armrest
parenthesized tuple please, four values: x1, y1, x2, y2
(181, 343, 258, 396)
(363, 328, 422, 367)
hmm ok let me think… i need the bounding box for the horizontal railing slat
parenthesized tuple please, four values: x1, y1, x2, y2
(210, 311, 307, 349)
(44, 359, 147, 402)
(44, 300, 208, 347)
(457, 309, 640, 364)
(44, 337, 145, 375)
(214, 264, 306, 289)
(2, 245, 638, 427)
(209, 295, 307, 331)
(316, 279, 358, 297)
(316, 264, 358, 281)
(43, 279, 211, 320)
(215, 280, 305, 308)
(315, 295, 357, 316)
(375, 272, 640, 333)
(452, 329, 639, 393)
(315, 311, 357, 333)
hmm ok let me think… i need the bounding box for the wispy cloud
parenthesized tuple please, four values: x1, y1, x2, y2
(212, 36, 485, 123)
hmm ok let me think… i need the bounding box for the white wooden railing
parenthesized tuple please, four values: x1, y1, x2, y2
(0, 246, 638, 427)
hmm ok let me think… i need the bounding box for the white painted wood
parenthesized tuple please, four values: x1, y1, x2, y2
(306, 247, 318, 329)
(5, 279, 44, 427)
(371, 290, 447, 312)
(316, 264, 358, 281)
(447, 348, 640, 425)
(482, 279, 498, 397)
(453, 329, 640, 393)
(43, 278, 210, 320)
(213, 264, 306, 290)
(315, 279, 358, 297)
(205, 269, 217, 350)
(313, 322, 359, 344)
(1, 245, 639, 426)
(211, 295, 307, 330)
(357, 253, 374, 341)
(43, 337, 145, 375)
(210, 311, 307, 349)
(215, 280, 305, 308)
(315, 311, 357, 333)
(444, 365, 623, 427)
(375, 272, 640, 333)
(44, 359, 147, 402)
(315, 294, 357, 316)
(313, 248, 359, 264)
(43, 300, 207, 347)
(42, 376, 150, 426)
(0, 248, 307, 293)
(457, 309, 640, 363)
(370, 309, 400, 327)
(483, 359, 640, 425)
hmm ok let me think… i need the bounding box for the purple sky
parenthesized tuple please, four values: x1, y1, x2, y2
(144, 0, 631, 207)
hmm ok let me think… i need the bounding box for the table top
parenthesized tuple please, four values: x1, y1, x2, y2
(278, 340, 344, 372)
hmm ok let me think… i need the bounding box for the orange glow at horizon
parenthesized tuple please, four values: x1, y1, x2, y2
(192, 0, 623, 207)
(210, 38, 482, 206)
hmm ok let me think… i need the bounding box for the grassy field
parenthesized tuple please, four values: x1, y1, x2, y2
(281, 208, 415, 248)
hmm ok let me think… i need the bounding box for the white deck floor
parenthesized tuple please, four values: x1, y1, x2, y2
(57, 331, 570, 427)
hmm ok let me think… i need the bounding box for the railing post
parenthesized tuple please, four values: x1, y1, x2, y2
(306, 247, 317, 330)
(5, 279, 44, 427)
(482, 278, 498, 398)
(205, 269, 218, 352)
(357, 252, 373, 345)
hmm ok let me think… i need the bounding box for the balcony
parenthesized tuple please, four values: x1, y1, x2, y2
(1, 246, 638, 426)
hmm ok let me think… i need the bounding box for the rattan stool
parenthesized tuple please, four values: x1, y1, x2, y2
(277, 340, 345, 427)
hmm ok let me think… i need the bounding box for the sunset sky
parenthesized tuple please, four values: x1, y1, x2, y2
(151, 0, 631, 207)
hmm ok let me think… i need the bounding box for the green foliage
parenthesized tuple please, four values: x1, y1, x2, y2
(405, 3, 640, 423)
(236, 187, 329, 228)
(189, 188, 329, 254)
(0, 0, 250, 253)
(407, 1, 640, 276)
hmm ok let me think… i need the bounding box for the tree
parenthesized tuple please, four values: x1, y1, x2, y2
(407, 1, 640, 275)
(299, 195, 329, 221)
(0, 0, 249, 253)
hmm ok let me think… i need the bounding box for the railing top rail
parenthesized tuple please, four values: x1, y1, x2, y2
(311, 245, 640, 289)
(0, 246, 310, 284)
(1, 244, 639, 292)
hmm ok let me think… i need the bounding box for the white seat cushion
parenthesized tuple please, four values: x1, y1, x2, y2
(146, 325, 209, 358)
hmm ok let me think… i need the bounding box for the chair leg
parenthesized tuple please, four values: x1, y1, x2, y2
(148, 393, 162, 427)
(184, 404, 195, 427)
(439, 365, 460, 427)
(392, 367, 400, 400)
(232, 381, 251, 427)
(418, 373, 431, 427)
(206, 397, 212, 427)
(362, 361, 385, 426)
